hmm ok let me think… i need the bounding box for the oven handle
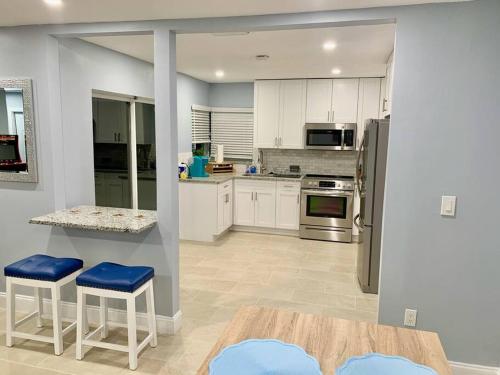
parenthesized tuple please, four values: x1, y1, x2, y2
(301, 189, 354, 197)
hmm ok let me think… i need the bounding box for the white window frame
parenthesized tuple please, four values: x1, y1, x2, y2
(92, 90, 155, 210)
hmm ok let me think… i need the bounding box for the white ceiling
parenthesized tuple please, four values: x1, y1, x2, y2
(82, 24, 396, 82)
(0, 0, 469, 27)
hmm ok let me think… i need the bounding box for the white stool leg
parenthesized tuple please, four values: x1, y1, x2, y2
(6, 278, 15, 347)
(126, 296, 138, 370)
(82, 293, 89, 334)
(100, 297, 108, 339)
(34, 287, 43, 328)
(145, 280, 157, 347)
(51, 285, 63, 355)
(76, 287, 84, 360)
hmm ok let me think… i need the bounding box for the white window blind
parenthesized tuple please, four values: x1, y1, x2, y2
(210, 108, 254, 160)
(191, 105, 211, 144)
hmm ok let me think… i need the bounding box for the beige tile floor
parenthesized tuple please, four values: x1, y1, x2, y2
(0, 232, 378, 374)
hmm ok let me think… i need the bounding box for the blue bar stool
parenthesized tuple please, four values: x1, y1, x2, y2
(75, 262, 157, 370)
(4, 254, 84, 355)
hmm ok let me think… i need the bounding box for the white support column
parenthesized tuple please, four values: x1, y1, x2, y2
(6, 278, 14, 347)
(51, 285, 63, 355)
(34, 287, 43, 328)
(154, 26, 181, 318)
(126, 296, 138, 370)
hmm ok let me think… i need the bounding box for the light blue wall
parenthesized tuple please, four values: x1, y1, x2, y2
(1, 0, 500, 364)
(177, 73, 209, 153)
(378, 0, 500, 366)
(208, 82, 254, 108)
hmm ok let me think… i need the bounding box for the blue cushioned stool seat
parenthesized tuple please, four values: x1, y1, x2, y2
(76, 262, 154, 293)
(4, 254, 84, 282)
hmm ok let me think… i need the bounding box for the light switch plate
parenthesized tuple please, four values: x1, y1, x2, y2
(441, 195, 457, 216)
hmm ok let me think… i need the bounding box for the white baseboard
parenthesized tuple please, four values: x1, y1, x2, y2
(0, 292, 182, 335)
(450, 361, 500, 375)
(231, 226, 300, 237)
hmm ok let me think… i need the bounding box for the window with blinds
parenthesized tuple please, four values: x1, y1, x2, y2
(191, 105, 211, 144)
(210, 108, 254, 160)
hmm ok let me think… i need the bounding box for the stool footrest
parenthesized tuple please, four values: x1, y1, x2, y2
(12, 331, 54, 344)
(84, 324, 105, 341)
(62, 321, 77, 336)
(82, 339, 129, 353)
(15, 311, 39, 328)
(137, 333, 153, 354)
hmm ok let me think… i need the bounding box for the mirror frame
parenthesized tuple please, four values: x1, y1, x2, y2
(0, 78, 38, 183)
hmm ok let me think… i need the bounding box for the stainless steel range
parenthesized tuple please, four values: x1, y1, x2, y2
(300, 174, 354, 243)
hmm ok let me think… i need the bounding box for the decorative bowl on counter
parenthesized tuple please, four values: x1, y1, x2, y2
(209, 339, 322, 375)
(337, 353, 438, 375)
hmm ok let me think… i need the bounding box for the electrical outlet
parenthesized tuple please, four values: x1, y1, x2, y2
(404, 309, 417, 327)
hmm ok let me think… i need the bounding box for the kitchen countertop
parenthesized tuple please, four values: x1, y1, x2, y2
(179, 173, 303, 184)
(29, 205, 157, 233)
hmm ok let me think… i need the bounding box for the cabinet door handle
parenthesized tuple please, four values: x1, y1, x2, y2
(383, 98, 388, 112)
(279, 137, 282, 146)
(331, 109, 335, 122)
(114, 133, 116, 142)
(251, 192, 254, 201)
(255, 192, 258, 201)
(297, 194, 300, 205)
(118, 133, 121, 142)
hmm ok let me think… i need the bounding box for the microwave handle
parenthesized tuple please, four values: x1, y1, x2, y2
(341, 129, 345, 150)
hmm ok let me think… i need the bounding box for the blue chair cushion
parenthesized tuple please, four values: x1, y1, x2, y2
(4, 254, 83, 282)
(76, 262, 154, 293)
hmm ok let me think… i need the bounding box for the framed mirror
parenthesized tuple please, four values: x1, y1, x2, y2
(0, 79, 37, 183)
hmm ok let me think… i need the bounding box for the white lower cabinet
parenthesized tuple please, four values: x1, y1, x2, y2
(234, 180, 276, 227)
(234, 179, 300, 231)
(179, 180, 233, 242)
(95, 172, 131, 208)
(276, 181, 301, 230)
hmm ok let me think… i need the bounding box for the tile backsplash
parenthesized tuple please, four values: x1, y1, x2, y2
(261, 149, 357, 176)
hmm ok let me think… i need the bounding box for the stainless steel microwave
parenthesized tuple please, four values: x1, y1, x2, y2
(304, 123, 357, 151)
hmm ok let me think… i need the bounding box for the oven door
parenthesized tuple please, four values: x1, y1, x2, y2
(304, 124, 343, 150)
(300, 189, 354, 228)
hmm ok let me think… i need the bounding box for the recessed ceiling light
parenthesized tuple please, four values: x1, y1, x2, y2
(323, 41, 337, 51)
(331, 68, 342, 75)
(44, 0, 64, 6)
(215, 70, 225, 78)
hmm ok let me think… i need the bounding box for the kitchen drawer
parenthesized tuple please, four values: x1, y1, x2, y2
(277, 180, 301, 191)
(235, 179, 276, 190)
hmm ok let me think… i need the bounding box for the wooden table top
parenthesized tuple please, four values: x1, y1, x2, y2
(198, 306, 451, 375)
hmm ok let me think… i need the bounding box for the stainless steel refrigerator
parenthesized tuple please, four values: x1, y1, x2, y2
(355, 119, 390, 294)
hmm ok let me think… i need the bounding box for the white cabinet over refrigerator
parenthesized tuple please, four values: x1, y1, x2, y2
(306, 79, 359, 124)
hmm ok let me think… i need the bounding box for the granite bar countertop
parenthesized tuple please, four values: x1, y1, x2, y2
(29, 205, 157, 233)
(179, 173, 303, 184)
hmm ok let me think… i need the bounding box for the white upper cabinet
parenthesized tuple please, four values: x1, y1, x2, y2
(279, 80, 306, 149)
(331, 79, 360, 123)
(306, 79, 359, 124)
(254, 79, 306, 149)
(356, 78, 382, 149)
(94, 99, 129, 144)
(305, 79, 333, 123)
(254, 80, 280, 148)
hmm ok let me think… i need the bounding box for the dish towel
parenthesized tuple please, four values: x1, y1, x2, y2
(337, 353, 438, 375)
(209, 339, 322, 375)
